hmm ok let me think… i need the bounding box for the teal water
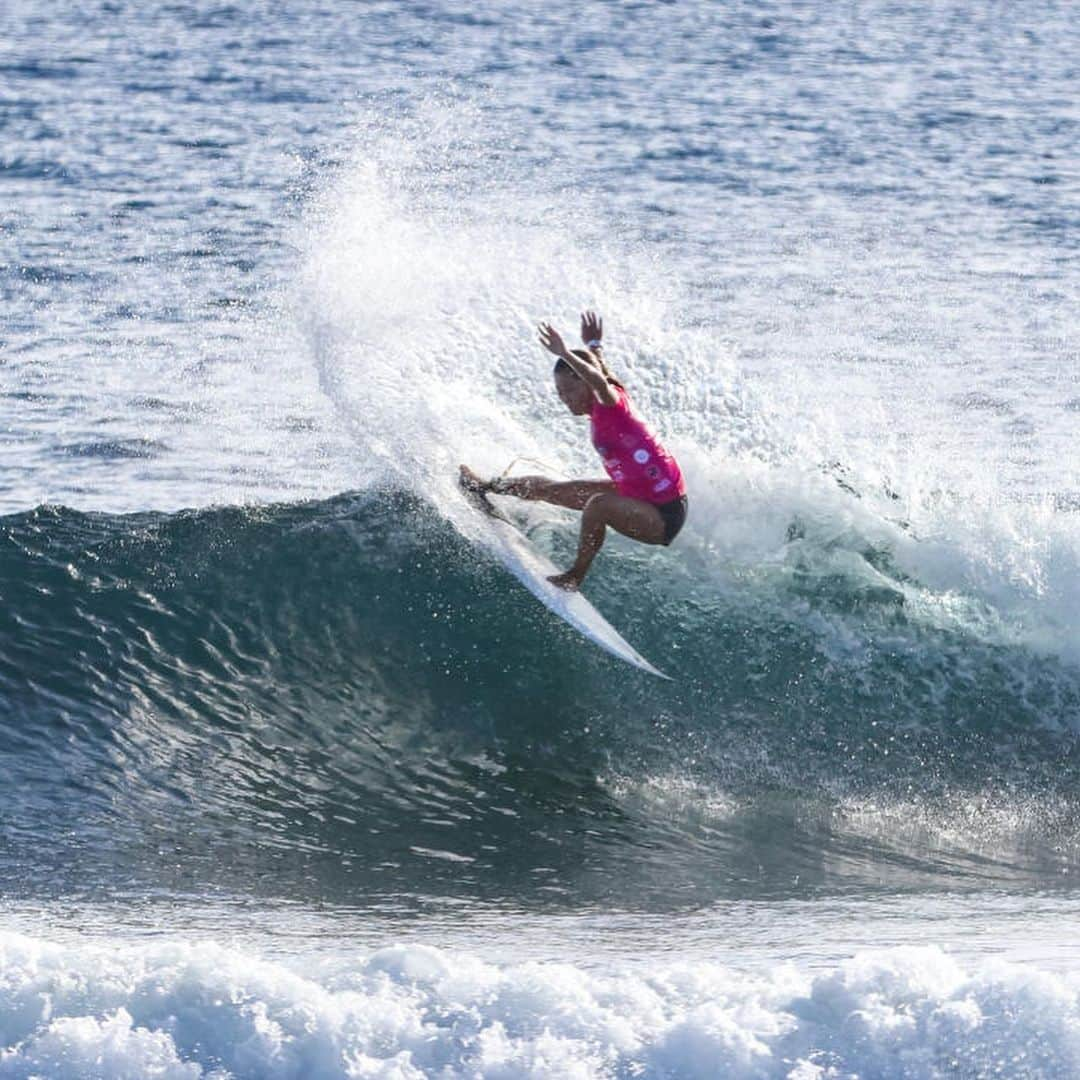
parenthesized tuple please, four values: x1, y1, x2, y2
(4, 493, 1079, 912)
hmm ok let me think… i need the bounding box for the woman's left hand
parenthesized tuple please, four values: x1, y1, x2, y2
(580, 310, 603, 347)
(538, 323, 569, 358)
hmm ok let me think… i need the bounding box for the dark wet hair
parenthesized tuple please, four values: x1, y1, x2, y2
(554, 350, 624, 389)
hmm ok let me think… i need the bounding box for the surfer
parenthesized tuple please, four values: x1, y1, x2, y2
(461, 311, 687, 590)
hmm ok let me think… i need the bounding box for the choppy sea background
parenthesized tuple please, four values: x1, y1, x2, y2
(2, 1, 1080, 1076)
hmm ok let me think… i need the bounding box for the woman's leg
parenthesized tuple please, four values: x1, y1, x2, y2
(461, 467, 660, 589)
(549, 492, 666, 590)
(460, 466, 614, 511)
(491, 475, 616, 511)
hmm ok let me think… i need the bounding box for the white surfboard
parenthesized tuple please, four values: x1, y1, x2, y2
(464, 487, 671, 680)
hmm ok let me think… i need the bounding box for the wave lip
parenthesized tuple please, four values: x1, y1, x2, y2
(1, 933, 1078, 1079)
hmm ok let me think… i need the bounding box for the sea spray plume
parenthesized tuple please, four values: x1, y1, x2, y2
(289, 95, 754, 522)
(288, 96, 1080, 676)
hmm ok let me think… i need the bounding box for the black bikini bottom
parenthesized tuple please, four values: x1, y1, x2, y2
(656, 494, 688, 545)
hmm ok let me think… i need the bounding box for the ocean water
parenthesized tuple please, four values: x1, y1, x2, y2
(2, 1, 1080, 1076)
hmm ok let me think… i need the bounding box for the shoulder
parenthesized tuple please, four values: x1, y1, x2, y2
(593, 382, 628, 410)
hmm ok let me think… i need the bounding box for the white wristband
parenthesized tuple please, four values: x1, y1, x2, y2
(586, 339, 602, 348)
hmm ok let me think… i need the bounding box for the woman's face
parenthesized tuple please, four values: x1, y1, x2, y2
(555, 370, 592, 415)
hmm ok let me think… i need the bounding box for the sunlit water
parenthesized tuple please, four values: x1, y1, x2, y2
(2, 1, 1080, 1076)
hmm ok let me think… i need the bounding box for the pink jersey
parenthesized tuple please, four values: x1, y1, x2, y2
(590, 386, 686, 504)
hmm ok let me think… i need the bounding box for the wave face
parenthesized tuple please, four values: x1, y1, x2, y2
(2, 932, 1079, 1080)
(3, 493, 1080, 910)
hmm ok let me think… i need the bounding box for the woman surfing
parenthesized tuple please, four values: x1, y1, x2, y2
(460, 311, 687, 590)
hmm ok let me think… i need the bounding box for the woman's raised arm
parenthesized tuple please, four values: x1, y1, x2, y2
(538, 322, 619, 406)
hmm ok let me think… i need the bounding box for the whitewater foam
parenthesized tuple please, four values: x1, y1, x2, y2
(2, 932, 1078, 1079)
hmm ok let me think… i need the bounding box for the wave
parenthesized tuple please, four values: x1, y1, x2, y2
(3, 493, 1080, 908)
(2, 931, 1078, 1079)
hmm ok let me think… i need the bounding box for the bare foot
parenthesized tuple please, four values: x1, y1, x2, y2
(459, 464, 490, 494)
(547, 570, 583, 591)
